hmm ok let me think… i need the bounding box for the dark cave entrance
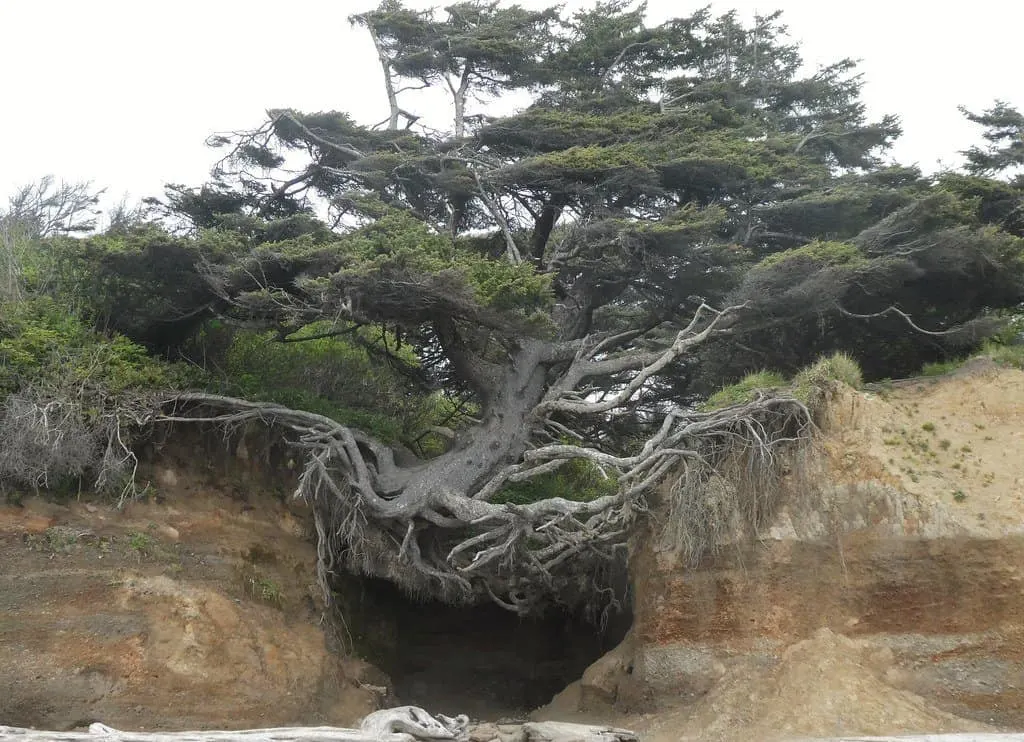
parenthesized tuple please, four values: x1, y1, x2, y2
(339, 577, 632, 720)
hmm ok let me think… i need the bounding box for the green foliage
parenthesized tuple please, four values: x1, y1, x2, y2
(703, 370, 787, 410)
(937, 173, 1024, 236)
(216, 324, 458, 446)
(32, 225, 247, 351)
(515, 129, 816, 197)
(980, 339, 1024, 369)
(244, 569, 284, 607)
(127, 531, 153, 554)
(338, 212, 553, 317)
(46, 526, 80, 553)
(986, 305, 1024, 345)
(353, 0, 559, 120)
(479, 107, 678, 154)
(492, 457, 619, 506)
(919, 358, 963, 377)
(960, 101, 1024, 176)
(0, 296, 179, 397)
(757, 241, 866, 270)
(757, 170, 926, 240)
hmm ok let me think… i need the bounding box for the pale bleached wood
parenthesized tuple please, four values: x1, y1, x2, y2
(0, 729, 381, 742)
(0, 706, 470, 742)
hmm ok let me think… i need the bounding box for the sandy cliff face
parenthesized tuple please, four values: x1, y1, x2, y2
(544, 360, 1024, 740)
(0, 457, 381, 731)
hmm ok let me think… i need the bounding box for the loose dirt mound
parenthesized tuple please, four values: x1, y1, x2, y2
(639, 629, 991, 742)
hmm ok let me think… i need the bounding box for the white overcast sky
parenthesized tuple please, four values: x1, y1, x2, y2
(1, 0, 1021, 208)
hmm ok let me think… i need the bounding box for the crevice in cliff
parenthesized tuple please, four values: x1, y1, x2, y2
(337, 576, 632, 720)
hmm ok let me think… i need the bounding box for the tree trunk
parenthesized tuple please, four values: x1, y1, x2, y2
(451, 66, 473, 139)
(530, 202, 563, 263)
(367, 27, 401, 131)
(389, 339, 549, 511)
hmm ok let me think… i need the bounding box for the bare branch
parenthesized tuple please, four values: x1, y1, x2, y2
(836, 304, 966, 336)
(472, 171, 522, 264)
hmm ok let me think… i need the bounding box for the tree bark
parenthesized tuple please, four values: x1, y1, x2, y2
(450, 66, 473, 139)
(367, 27, 401, 131)
(530, 202, 563, 263)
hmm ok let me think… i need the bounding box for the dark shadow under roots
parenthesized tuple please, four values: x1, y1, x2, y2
(338, 576, 632, 720)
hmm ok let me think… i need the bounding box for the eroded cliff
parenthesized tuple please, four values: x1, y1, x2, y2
(542, 360, 1024, 740)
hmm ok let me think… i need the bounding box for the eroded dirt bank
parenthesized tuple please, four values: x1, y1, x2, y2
(0, 463, 383, 730)
(0, 431, 618, 729)
(542, 361, 1024, 740)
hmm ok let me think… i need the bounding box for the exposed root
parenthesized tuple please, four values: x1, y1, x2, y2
(0, 299, 814, 617)
(663, 393, 813, 564)
(154, 389, 812, 616)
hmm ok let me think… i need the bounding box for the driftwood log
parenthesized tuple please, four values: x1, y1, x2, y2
(0, 708, 467, 742)
(0, 709, 640, 742)
(797, 737, 1024, 742)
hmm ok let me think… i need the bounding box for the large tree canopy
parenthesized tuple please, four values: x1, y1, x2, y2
(5, 2, 1024, 617)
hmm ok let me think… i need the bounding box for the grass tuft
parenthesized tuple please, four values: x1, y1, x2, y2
(703, 370, 786, 410)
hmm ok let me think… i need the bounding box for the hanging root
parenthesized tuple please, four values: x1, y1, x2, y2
(662, 393, 813, 564)
(0, 382, 813, 617)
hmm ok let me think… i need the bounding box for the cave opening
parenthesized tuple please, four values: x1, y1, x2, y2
(339, 576, 632, 720)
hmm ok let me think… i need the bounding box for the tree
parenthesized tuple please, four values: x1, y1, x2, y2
(351, 1, 558, 137)
(960, 101, 1024, 176)
(1, 177, 105, 301)
(82, 4, 1023, 616)
(2, 176, 104, 238)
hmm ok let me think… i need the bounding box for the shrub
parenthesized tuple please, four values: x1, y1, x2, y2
(244, 569, 284, 607)
(980, 339, 1024, 369)
(0, 297, 182, 497)
(214, 325, 467, 448)
(0, 296, 179, 396)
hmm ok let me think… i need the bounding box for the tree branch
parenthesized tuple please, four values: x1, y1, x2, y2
(836, 304, 966, 336)
(273, 111, 365, 161)
(537, 303, 747, 416)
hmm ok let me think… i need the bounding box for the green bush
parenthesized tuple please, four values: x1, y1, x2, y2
(0, 297, 179, 397)
(791, 352, 863, 411)
(0, 297, 186, 497)
(213, 324, 468, 448)
(981, 339, 1024, 369)
(920, 358, 965, 377)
